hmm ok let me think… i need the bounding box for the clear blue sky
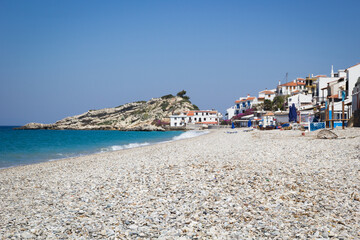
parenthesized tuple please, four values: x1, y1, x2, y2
(1, 0, 359, 125)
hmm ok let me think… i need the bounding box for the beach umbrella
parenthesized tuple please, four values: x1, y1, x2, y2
(288, 105, 293, 122)
(292, 103, 297, 122)
(247, 119, 252, 127)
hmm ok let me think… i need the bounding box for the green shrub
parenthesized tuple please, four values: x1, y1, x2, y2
(182, 95, 190, 101)
(161, 101, 169, 111)
(141, 113, 150, 120)
(192, 104, 199, 110)
(161, 94, 174, 99)
(177, 90, 187, 97)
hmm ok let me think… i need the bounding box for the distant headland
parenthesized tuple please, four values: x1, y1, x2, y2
(16, 91, 199, 131)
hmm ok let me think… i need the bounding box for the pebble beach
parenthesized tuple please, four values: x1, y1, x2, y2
(1, 129, 360, 239)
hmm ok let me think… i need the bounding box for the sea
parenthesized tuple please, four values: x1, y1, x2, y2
(0, 126, 207, 169)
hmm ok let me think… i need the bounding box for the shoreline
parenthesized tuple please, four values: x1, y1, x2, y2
(0, 128, 359, 238)
(0, 130, 210, 171)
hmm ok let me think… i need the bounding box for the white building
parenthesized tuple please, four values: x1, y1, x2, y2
(277, 80, 306, 96)
(234, 95, 258, 114)
(258, 89, 276, 102)
(352, 79, 360, 113)
(225, 106, 236, 120)
(316, 66, 346, 104)
(288, 93, 313, 109)
(170, 110, 221, 127)
(345, 63, 360, 99)
(261, 112, 276, 127)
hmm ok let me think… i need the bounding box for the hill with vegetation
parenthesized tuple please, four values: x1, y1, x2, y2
(18, 91, 199, 131)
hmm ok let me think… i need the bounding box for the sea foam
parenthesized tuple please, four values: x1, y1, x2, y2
(109, 142, 150, 151)
(172, 130, 209, 141)
(105, 131, 208, 152)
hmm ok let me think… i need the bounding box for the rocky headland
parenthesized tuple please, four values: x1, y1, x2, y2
(17, 92, 199, 131)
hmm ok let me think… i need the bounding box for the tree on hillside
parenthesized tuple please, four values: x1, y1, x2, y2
(263, 99, 272, 111)
(272, 95, 286, 111)
(177, 90, 187, 97)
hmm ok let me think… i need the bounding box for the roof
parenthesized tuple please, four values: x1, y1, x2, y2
(346, 62, 360, 70)
(186, 110, 217, 116)
(258, 97, 265, 100)
(235, 96, 256, 103)
(264, 112, 274, 116)
(260, 90, 275, 95)
(280, 81, 305, 87)
(297, 78, 305, 80)
(315, 75, 327, 78)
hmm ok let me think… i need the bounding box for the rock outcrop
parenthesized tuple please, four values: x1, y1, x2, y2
(17, 94, 199, 131)
(317, 129, 338, 139)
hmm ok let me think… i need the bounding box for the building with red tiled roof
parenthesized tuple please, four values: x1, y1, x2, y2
(234, 94, 259, 115)
(170, 110, 222, 127)
(277, 80, 306, 96)
(258, 89, 276, 101)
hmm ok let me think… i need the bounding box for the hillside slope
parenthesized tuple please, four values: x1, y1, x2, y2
(18, 93, 199, 131)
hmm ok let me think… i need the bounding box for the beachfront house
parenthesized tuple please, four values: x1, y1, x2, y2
(352, 78, 360, 113)
(287, 93, 313, 109)
(316, 68, 345, 104)
(345, 63, 360, 99)
(234, 95, 258, 114)
(274, 111, 289, 124)
(170, 110, 221, 127)
(261, 112, 276, 127)
(225, 106, 236, 120)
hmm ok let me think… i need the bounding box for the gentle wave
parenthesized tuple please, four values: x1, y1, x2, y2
(0, 130, 209, 169)
(107, 142, 151, 151)
(172, 130, 209, 140)
(104, 130, 208, 152)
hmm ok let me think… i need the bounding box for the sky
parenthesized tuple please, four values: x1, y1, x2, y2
(1, 0, 360, 125)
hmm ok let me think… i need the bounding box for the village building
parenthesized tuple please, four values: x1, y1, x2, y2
(274, 111, 289, 124)
(261, 112, 276, 127)
(170, 110, 221, 127)
(287, 93, 313, 109)
(258, 89, 276, 102)
(277, 80, 306, 96)
(234, 95, 258, 114)
(225, 106, 236, 120)
(345, 63, 360, 99)
(352, 78, 360, 113)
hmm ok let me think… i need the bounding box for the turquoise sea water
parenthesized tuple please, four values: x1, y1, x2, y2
(0, 126, 189, 169)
